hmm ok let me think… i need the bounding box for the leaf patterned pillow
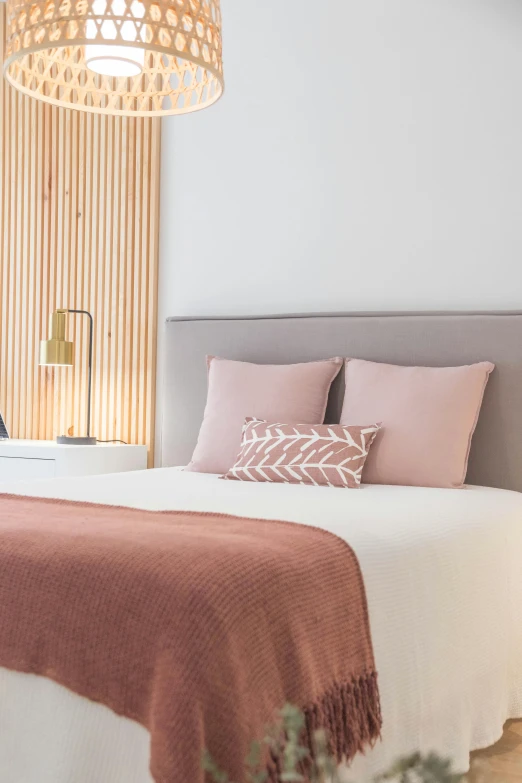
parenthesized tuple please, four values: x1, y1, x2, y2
(223, 419, 381, 489)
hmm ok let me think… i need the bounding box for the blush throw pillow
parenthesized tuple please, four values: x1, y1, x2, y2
(340, 358, 494, 488)
(223, 419, 381, 488)
(187, 357, 343, 474)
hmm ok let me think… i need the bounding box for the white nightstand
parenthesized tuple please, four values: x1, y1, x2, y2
(0, 440, 148, 482)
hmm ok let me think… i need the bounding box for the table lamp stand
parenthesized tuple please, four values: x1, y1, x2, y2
(40, 309, 97, 446)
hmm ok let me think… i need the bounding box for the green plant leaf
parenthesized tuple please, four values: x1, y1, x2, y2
(246, 741, 263, 771)
(203, 705, 468, 783)
(201, 749, 231, 783)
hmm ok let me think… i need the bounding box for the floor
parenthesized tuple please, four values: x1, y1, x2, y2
(469, 721, 522, 781)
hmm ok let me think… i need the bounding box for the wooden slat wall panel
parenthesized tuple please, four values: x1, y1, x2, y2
(0, 6, 160, 465)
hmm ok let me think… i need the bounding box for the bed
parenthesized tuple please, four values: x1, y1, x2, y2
(1, 311, 522, 783)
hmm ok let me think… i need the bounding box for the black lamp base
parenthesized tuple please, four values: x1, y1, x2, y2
(56, 436, 97, 446)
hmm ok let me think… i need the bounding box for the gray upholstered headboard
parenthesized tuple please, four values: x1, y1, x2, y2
(162, 312, 522, 493)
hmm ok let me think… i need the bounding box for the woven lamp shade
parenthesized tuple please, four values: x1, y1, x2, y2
(3, 0, 224, 116)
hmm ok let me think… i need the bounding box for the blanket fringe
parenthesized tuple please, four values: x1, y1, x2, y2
(267, 671, 382, 783)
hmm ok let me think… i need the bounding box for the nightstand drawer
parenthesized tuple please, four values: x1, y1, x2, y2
(0, 441, 147, 481)
(0, 456, 56, 481)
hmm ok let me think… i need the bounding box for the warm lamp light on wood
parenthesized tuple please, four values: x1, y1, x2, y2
(40, 309, 97, 446)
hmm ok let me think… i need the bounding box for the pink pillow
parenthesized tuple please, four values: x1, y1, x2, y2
(223, 418, 381, 488)
(187, 357, 343, 474)
(340, 358, 494, 488)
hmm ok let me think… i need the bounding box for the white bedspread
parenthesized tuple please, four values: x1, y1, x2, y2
(1, 468, 522, 783)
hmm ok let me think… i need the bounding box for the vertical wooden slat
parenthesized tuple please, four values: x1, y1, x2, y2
(146, 120, 161, 455)
(0, 18, 5, 430)
(0, 5, 160, 465)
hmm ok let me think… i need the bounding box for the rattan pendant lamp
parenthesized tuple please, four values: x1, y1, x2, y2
(2, 0, 224, 116)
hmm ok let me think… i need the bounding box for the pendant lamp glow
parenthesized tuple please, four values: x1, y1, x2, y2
(3, 0, 224, 116)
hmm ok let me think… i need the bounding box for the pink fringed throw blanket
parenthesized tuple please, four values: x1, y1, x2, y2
(0, 494, 381, 783)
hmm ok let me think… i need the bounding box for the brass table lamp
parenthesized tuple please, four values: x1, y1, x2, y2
(40, 309, 97, 446)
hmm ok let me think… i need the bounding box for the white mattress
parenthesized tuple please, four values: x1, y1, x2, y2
(1, 468, 522, 783)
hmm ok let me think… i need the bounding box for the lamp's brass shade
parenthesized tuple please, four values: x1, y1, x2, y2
(39, 310, 74, 367)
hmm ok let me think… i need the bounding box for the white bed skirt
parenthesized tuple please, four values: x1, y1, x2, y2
(1, 468, 522, 783)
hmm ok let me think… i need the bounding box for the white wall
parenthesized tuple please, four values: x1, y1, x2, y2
(159, 0, 522, 319)
(156, 0, 522, 458)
